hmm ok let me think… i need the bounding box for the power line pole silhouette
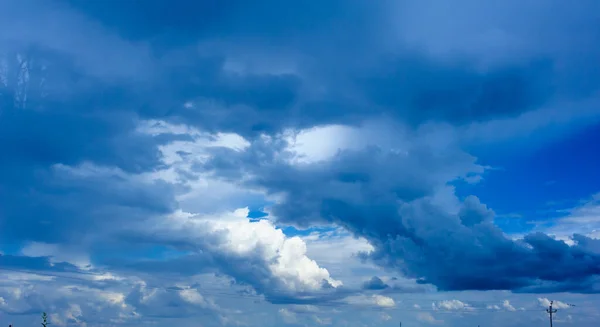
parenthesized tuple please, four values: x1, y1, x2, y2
(546, 301, 557, 327)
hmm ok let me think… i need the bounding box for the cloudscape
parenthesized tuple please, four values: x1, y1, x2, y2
(1, 1, 600, 326)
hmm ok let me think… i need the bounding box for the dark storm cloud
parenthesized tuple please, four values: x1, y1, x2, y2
(199, 134, 600, 293)
(0, 49, 175, 244)
(5, 0, 588, 136)
(357, 56, 555, 125)
(363, 201, 600, 292)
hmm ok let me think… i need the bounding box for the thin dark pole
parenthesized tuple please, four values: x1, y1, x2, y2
(546, 301, 557, 327)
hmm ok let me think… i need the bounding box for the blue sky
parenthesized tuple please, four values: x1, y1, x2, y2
(1, 0, 600, 326)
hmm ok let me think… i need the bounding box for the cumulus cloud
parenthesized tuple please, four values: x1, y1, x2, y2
(343, 294, 395, 308)
(433, 300, 473, 311)
(486, 300, 517, 312)
(139, 207, 342, 295)
(503, 300, 517, 311)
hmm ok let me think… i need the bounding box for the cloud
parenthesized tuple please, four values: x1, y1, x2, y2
(537, 193, 600, 241)
(0, 270, 137, 325)
(343, 294, 395, 308)
(503, 300, 517, 312)
(380, 313, 392, 321)
(372, 295, 395, 308)
(362, 277, 389, 290)
(416, 312, 443, 325)
(487, 304, 501, 310)
(279, 308, 297, 324)
(198, 121, 600, 293)
(114, 207, 343, 304)
(1, 0, 600, 325)
(125, 282, 222, 319)
(538, 298, 573, 309)
(433, 299, 473, 311)
(0, 265, 252, 327)
(485, 299, 523, 312)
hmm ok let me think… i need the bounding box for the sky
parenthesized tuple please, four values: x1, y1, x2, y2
(1, 0, 600, 326)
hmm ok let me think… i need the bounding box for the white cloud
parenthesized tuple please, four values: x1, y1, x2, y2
(139, 119, 250, 167)
(416, 312, 443, 325)
(283, 124, 364, 164)
(538, 298, 573, 309)
(0, 272, 139, 326)
(137, 120, 264, 214)
(373, 295, 395, 308)
(148, 207, 342, 292)
(433, 299, 473, 311)
(300, 229, 379, 288)
(486, 300, 516, 312)
(343, 294, 395, 308)
(503, 300, 517, 311)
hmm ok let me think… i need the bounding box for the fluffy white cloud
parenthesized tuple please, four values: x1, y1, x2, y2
(433, 299, 473, 311)
(538, 298, 573, 309)
(142, 207, 342, 293)
(487, 300, 517, 312)
(503, 300, 517, 311)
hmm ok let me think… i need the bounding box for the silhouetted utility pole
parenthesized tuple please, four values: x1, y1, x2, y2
(546, 301, 557, 327)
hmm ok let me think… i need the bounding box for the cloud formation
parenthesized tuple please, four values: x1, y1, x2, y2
(1, 0, 600, 326)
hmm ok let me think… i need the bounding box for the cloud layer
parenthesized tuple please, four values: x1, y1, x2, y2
(1, 0, 600, 326)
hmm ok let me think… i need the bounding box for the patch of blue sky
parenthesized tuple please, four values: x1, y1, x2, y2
(0, 242, 24, 256)
(455, 121, 600, 235)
